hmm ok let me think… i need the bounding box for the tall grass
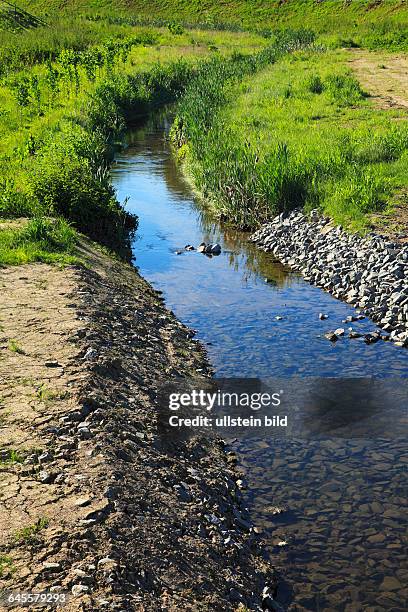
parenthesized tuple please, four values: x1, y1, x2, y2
(171, 47, 408, 230)
(0, 218, 78, 265)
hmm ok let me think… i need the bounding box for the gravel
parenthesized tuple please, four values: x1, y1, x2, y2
(251, 209, 408, 347)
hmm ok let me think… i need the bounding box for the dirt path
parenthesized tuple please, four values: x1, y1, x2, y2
(348, 49, 408, 110)
(347, 49, 408, 241)
(0, 240, 274, 611)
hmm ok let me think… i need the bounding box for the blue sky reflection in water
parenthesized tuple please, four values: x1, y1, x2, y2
(112, 120, 408, 379)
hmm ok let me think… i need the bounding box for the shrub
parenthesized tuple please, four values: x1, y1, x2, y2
(306, 74, 324, 94)
(325, 73, 366, 106)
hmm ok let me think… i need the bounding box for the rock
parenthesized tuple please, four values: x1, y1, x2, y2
(250, 208, 408, 348)
(74, 497, 92, 507)
(42, 562, 61, 572)
(38, 470, 56, 484)
(38, 452, 51, 463)
(174, 484, 192, 502)
(380, 576, 401, 591)
(364, 333, 381, 344)
(83, 347, 97, 360)
(236, 479, 247, 490)
(78, 426, 92, 440)
(98, 557, 117, 568)
(44, 360, 62, 368)
(229, 588, 243, 603)
(71, 584, 89, 597)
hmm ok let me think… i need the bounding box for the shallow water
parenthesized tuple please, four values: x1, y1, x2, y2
(111, 115, 408, 610)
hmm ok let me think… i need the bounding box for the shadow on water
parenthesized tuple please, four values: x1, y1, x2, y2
(111, 112, 408, 610)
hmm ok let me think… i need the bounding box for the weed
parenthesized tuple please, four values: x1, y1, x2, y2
(306, 74, 324, 94)
(172, 47, 408, 230)
(0, 449, 23, 465)
(14, 517, 49, 544)
(8, 340, 25, 355)
(36, 384, 68, 402)
(325, 73, 366, 106)
(0, 555, 14, 577)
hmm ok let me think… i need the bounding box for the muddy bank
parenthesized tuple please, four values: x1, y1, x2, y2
(251, 210, 408, 347)
(0, 239, 274, 611)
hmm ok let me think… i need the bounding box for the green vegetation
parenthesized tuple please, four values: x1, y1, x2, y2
(7, 339, 25, 354)
(14, 0, 408, 51)
(0, 449, 23, 465)
(172, 48, 408, 230)
(0, 2, 407, 261)
(0, 14, 268, 264)
(0, 218, 78, 265)
(0, 554, 14, 577)
(36, 383, 69, 402)
(14, 517, 49, 544)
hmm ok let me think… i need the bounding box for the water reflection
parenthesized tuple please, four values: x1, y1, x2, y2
(111, 114, 408, 610)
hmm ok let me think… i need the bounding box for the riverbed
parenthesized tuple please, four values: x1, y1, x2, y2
(111, 114, 408, 610)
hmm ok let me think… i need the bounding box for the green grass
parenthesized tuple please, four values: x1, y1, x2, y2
(7, 339, 25, 354)
(0, 21, 267, 262)
(0, 218, 79, 265)
(15, 0, 408, 51)
(0, 449, 24, 465)
(0, 3, 407, 261)
(172, 47, 408, 230)
(0, 554, 14, 577)
(14, 517, 49, 544)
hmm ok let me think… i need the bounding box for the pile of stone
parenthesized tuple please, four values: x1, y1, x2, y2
(251, 209, 408, 347)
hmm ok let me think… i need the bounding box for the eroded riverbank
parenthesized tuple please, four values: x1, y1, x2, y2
(0, 239, 273, 610)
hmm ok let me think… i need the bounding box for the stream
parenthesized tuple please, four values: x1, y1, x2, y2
(111, 114, 408, 611)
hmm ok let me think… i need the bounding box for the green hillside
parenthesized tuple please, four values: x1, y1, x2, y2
(18, 0, 408, 31)
(10, 0, 407, 52)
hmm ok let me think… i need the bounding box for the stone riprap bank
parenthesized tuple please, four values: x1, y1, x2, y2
(251, 210, 408, 346)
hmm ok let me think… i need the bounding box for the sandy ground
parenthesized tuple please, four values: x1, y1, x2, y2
(348, 49, 408, 110)
(0, 239, 274, 611)
(348, 49, 408, 241)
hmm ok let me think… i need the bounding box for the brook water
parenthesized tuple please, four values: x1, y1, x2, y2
(111, 115, 407, 611)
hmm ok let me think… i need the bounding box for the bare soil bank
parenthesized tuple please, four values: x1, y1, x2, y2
(0, 239, 274, 611)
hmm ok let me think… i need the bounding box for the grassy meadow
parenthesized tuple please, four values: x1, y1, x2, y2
(0, 1, 407, 264)
(15, 0, 408, 51)
(172, 47, 408, 230)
